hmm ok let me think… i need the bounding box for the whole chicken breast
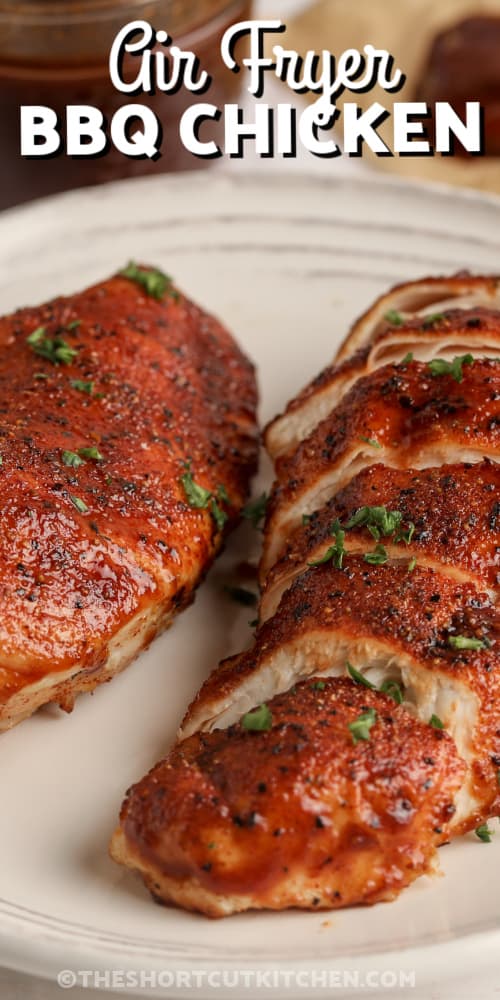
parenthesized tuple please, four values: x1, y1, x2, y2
(110, 677, 465, 918)
(0, 266, 258, 730)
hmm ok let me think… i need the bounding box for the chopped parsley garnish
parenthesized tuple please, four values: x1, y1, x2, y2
(302, 513, 312, 525)
(384, 310, 403, 326)
(347, 662, 376, 690)
(448, 635, 488, 651)
(62, 450, 84, 469)
(70, 379, 95, 395)
(79, 446, 103, 462)
(224, 585, 258, 607)
(67, 319, 81, 330)
(359, 436, 382, 449)
(380, 679, 404, 704)
(349, 708, 377, 745)
(346, 505, 402, 539)
(428, 354, 474, 383)
(181, 466, 212, 509)
(311, 680, 326, 690)
(119, 262, 175, 300)
(408, 556, 417, 572)
(395, 522, 415, 545)
(401, 352, 414, 364)
(364, 543, 388, 565)
(210, 498, 228, 531)
(475, 823, 493, 843)
(346, 664, 404, 705)
(0, 455, 3, 466)
(27, 327, 77, 366)
(422, 312, 445, 327)
(70, 495, 88, 514)
(241, 703, 272, 732)
(34, 372, 49, 380)
(242, 493, 267, 529)
(309, 519, 345, 569)
(429, 714, 444, 730)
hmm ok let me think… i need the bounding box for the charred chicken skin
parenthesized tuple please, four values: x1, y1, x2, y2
(0, 266, 258, 729)
(111, 273, 500, 917)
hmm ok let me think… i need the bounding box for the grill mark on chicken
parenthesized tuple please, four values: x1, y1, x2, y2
(261, 460, 500, 617)
(263, 359, 500, 576)
(0, 269, 258, 729)
(110, 677, 465, 918)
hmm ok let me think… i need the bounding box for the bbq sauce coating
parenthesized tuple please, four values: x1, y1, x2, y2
(113, 677, 465, 917)
(0, 269, 258, 720)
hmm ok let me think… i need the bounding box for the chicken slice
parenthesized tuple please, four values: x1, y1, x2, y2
(336, 272, 500, 362)
(262, 359, 500, 576)
(266, 308, 500, 460)
(182, 558, 499, 834)
(261, 460, 500, 618)
(0, 267, 258, 730)
(110, 677, 465, 917)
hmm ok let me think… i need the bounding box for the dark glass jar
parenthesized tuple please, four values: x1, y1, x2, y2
(0, 0, 251, 209)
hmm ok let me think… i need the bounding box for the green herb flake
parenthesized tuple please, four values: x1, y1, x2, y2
(224, 585, 258, 607)
(119, 262, 174, 301)
(70, 379, 95, 396)
(429, 714, 444, 730)
(62, 450, 84, 469)
(0, 455, 3, 466)
(181, 466, 212, 510)
(359, 436, 382, 449)
(349, 708, 377, 745)
(67, 319, 81, 330)
(309, 520, 345, 569)
(448, 635, 488, 651)
(422, 312, 445, 328)
(241, 703, 273, 732)
(210, 498, 228, 531)
(408, 556, 417, 573)
(27, 327, 77, 366)
(242, 493, 267, 529)
(311, 680, 326, 690)
(384, 310, 403, 326)
(78, 446, 103, 462)
(34, 372, 50, 380)
(380, 679, 404, 704)
(346, 662, 376, 690)
(70, 495, 88, 514)
(346, 505, 402, 538)
(475, 823, 494, 843)
(364, 543, 388, 565)
(428, 354, 474, 383)
(401, 352, 414, 364)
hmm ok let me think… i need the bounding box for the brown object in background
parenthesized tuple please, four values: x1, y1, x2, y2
(0, 0, 250, 210)
(417, 16, 500, 156)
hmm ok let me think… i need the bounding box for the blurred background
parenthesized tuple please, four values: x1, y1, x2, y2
(2, 0, 500, 210)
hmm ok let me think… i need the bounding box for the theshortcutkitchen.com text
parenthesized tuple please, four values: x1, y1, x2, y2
(20, 20, 483, 161)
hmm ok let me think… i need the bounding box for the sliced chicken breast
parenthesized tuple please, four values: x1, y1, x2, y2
(266, 308, 500, 460)
(261, 460, 500, 619)
(182, 558, 499, 834)
(262, 359, 500, 576)
(111, 677, 465, 917)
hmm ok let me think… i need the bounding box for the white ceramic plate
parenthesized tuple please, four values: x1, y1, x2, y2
(0, 171, 499, 999)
